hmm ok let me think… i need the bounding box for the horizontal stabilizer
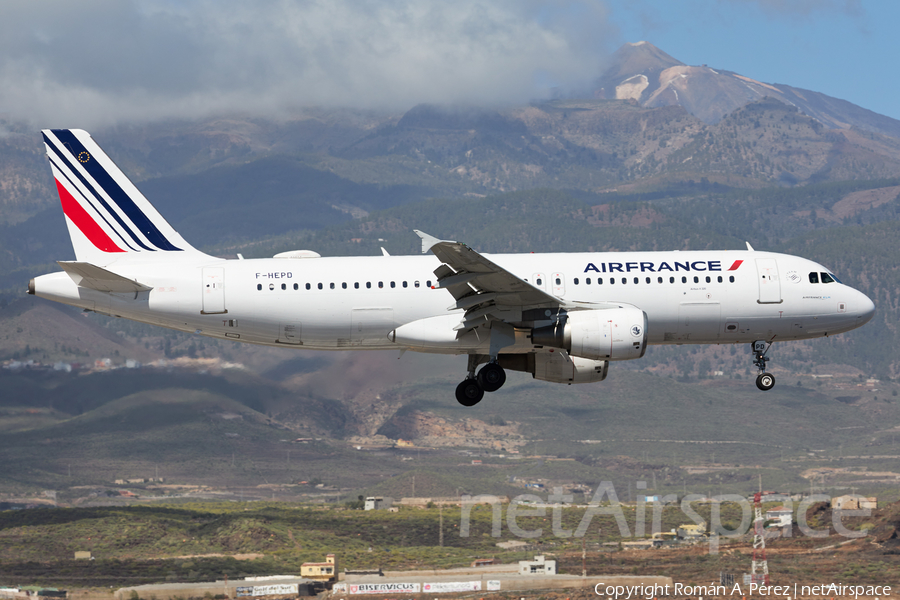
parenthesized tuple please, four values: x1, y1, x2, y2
(58, 261, 153, 293)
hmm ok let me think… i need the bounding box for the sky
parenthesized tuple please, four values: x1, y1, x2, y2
(0, 0, 897, 128)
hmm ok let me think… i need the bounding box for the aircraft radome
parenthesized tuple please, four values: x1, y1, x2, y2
(29, 130, 876, 406)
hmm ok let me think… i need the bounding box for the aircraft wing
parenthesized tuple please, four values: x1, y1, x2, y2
(415, 230, 575, 334)
(416, 230, 559, 305)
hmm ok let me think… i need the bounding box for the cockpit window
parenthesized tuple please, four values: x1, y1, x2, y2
(821, 272, 835, 284)
(809, 272, 819, 284)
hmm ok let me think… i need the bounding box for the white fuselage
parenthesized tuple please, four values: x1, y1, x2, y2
(33, 249, 875, 355)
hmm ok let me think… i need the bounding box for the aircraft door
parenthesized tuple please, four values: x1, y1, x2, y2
(551, 272, 566, 296)
(755, 258, 782, 304)
(201, 267, 227, 314)
(532, 273, 547, 291)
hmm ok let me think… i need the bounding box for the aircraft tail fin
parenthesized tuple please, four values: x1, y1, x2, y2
(41, 129, 207, 264)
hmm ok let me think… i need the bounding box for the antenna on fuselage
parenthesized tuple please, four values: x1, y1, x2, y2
(745, 242, 755, 251)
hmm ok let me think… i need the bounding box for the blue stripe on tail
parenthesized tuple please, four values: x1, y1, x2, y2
(51, 129, 182, 252)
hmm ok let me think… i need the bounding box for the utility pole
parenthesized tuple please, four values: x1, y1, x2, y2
(439, 505, 444, 547)
(582, 537, 587, 578)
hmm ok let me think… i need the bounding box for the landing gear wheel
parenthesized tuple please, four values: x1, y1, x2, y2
(455, 379, 484, 406)
(477, 363, 506, 392)
(756, 372, 776, 391)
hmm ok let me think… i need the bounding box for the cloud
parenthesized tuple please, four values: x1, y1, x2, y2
(0, 0, 614, 128)
(719, 0, 863, 18)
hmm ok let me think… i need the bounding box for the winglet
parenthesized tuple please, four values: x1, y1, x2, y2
(746, 241, 755, 251)
(413, 230, 444, 254)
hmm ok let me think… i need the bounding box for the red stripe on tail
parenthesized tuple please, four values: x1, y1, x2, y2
(55, 179, 125, 253)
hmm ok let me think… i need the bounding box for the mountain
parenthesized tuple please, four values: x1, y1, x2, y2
(594, 41, 900, 138)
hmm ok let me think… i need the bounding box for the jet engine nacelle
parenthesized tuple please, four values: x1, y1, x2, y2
(531, 306, 648, 361)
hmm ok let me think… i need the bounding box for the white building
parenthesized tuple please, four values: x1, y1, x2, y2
(364, 496, 393, 510)
(765, 507, 792, 528)
(518, 555, 556, 576)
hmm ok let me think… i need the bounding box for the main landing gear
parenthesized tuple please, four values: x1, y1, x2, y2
(455, 355, 507, 406)
(752, 340, 776, 391)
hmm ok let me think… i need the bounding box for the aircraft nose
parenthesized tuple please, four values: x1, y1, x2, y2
(856, 291, 875, 325)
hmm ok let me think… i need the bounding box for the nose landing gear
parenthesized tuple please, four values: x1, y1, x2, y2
(752, 340, 776, 391)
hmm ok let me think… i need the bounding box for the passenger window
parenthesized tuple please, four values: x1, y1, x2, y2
(621, 278, 626, 284)
(633, 277, 638, 284)
(729, 275, 734, 283)
(555, 277, 561, 285)
(415, 281, 420, 288)
(294, 283, 299, 290)
(809, 272, 819, 284)
(574, 278, 579, 285)
(342, 282, 347, 289)
(705, 276, 711, 283)
(281, 283, 286, 290)
(682, 276, 687, 284)
(402, 281, 408, 288)
(354, 282, 359, 289)
(645, 277, 651, 284)
(693, 276, 699, 284)
(536, 278, 543, 286)
(378, 281, 384, 288)
(426, 280, 432, 287)
(821, 272, 835, 284)
(390, 281, 396, 288)
(598, 278, 603, 284)
(366, 282, 371, 289)
(257, 284, 262, 291)
(717, 276, 722, 283)
(610, 278, 615, 285)
(306, 283, 311, 290)
(657, 277, 662, 284)
(669, 277, 675, 284)
(586, 278, 591, 284)
(269, 283, 275, 290)
(317, 283, 323, 290)
(330, 283, 335, 289)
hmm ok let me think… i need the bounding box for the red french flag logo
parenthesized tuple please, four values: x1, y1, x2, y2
(728, 260, 743, 271)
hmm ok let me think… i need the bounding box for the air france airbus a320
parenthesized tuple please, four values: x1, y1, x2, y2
(29, 130, 875, 405)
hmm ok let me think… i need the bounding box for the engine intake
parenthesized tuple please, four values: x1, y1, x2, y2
(531, 306, 648, 361)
